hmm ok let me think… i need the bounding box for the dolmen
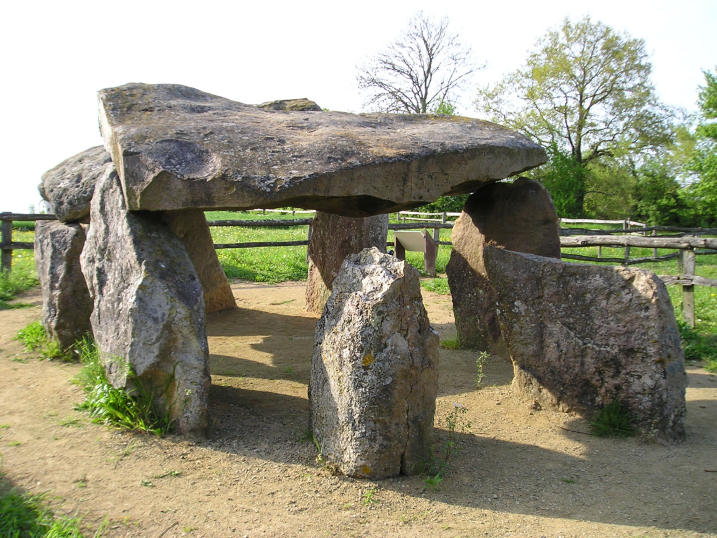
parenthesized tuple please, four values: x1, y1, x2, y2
(36, 83, 546, 441)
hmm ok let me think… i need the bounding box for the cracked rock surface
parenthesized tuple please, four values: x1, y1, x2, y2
(309, 247, 439, 478)
(98, 83, 546, 216)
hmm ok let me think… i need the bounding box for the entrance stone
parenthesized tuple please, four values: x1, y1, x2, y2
(34, 220, 92, 349)
(80, 168, 210, 437)
(446, 178, 560, 353)
(305, 212, 388, 314)
(310, 248, 439, 478)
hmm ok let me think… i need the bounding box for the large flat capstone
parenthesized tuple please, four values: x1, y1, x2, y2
(98, 83, 546, 216)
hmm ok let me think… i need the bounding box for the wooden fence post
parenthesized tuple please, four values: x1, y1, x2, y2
(423, 229, 437, 277)
(652, 229, 658, 258)
(682, 248, 696, 328)
(1, 214, 12, 273)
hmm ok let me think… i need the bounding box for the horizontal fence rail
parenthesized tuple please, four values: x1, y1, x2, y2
(3, 210, 715, 327)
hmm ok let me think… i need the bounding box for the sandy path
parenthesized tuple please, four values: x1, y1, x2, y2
(0, 282, 715, 537)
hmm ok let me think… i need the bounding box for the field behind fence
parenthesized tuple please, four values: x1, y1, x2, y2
(1, 209, 715, 368)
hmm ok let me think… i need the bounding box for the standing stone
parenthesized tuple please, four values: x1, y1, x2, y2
(305, 212, 388, 314)
(80, 167, 210, 437)
(310, 248, 439, 478)
(34, 221, 92, 349)
(162, 209, 236, 313)
(446, 178, 560, 353)
(39, 146, 113, 222)
(483, 246, 687, 442)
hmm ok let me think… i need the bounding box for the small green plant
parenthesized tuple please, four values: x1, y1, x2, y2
(15, 321, 75, 361)
(0, 266, 38, 310)
(475, 351, 489, 388)
(153, 470, 182, 479)
(678, 321, 717, 372)
(420, 277, 450, 295)
(422, 403, 472, 490)
(361, 487, 379, 505)
(0, 483, 86, 537)
(439, 338, 461, 350)
(589, 400, 635, 437)
(74, 338, 173, 435)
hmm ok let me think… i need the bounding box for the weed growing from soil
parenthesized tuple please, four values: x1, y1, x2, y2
(0, 477, 87, 537)
(475, 351, 489, 388)
(15, 321, 74, 361)
(73, 338, 173, 435)
(361, 488, 379, 505)
(439, 339, 461, 350)
(423, 403, 472, 490)
(589, 400, 635, 438)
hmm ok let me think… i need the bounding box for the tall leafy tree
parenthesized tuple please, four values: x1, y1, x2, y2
(687, 68, 717, 226)
(357, 12, 476, 114)
(477, 17, 671, 215)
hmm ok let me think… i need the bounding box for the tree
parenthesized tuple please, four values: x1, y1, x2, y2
(686, 68, 717, 226)
(477, 17, 671, 215)
(357, 12, 476, 114)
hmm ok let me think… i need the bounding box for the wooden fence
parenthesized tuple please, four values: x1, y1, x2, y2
(2, 211, 716, 327)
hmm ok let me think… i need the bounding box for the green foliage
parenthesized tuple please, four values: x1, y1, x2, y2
(420, 277, 450, 295)
(589, 400, 635, 437)
(537, 145, 587, 217)
(74, 339, 173, 435)
(423, 403, 472, 490)
(416, 194, 468, 214)
(0, 482, 86, 537)
(439, 339, 461, 350)
(678, 322, 717, 372)
(16, 322, 73, 361)
(0, 266, 38, 310)
(431, 99, 457, 116)
(475, 351, 489, 389)
(361, 488, 379, 505)
(631, 161, 691, 225)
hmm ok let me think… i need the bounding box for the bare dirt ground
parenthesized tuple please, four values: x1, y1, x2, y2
(1, 281, 716, 537)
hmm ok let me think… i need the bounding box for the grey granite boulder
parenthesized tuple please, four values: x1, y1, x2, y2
(39, 146, 112, 222)
(446, 178, 560, 353)
(161, 209, 236, 313)
(34, 220, 93, 349)
(483, 245, 687, 442)
(98, 83, 546, 216)
(310, 248, 439, 478)
(80, 167, 210, 437)
(305, 212, 388, 314)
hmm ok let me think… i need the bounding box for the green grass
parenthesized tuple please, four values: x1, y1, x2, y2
(16, 322, 72, 361)
(0, 241, 38, 310)
(73, 339, 173, 435)
(589, 400, 635, 438)
(421, 277, 450, 294)
(0, 476, 87, 537)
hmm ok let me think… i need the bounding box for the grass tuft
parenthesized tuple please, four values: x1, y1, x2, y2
(420, 277, 450, 295)
(0, 480, 86, 537)
(589, 400, 635, 438)
(16, 321, 75, 361)
(73, 338, 173, 436)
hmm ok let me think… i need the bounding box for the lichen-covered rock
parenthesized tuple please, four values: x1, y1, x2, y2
(34, 220, 92, 349)
(310, 248, 439, 478)
(80, 167, 210, 437)
(258, 98, 322, 111)
(161, 209, 236, 313)
(305, 212, 388, 314)
(98, 83, 546, 216)
(483, 245, 687, 442)
(446, 178, 560, 353)
(39, 146, 112, 222)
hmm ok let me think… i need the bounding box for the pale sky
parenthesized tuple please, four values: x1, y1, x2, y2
(1, 0, 715, 212)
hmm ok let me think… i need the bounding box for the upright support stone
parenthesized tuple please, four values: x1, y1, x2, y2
(483, 246, 687, 442)
(34, 221, 92, 349)
(162, 209, 236, 313)
(310, 248, 439, 478)
(446, 178, 560, 354)
(80, 168, 210, 437)
(305, 212, 388, 314)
